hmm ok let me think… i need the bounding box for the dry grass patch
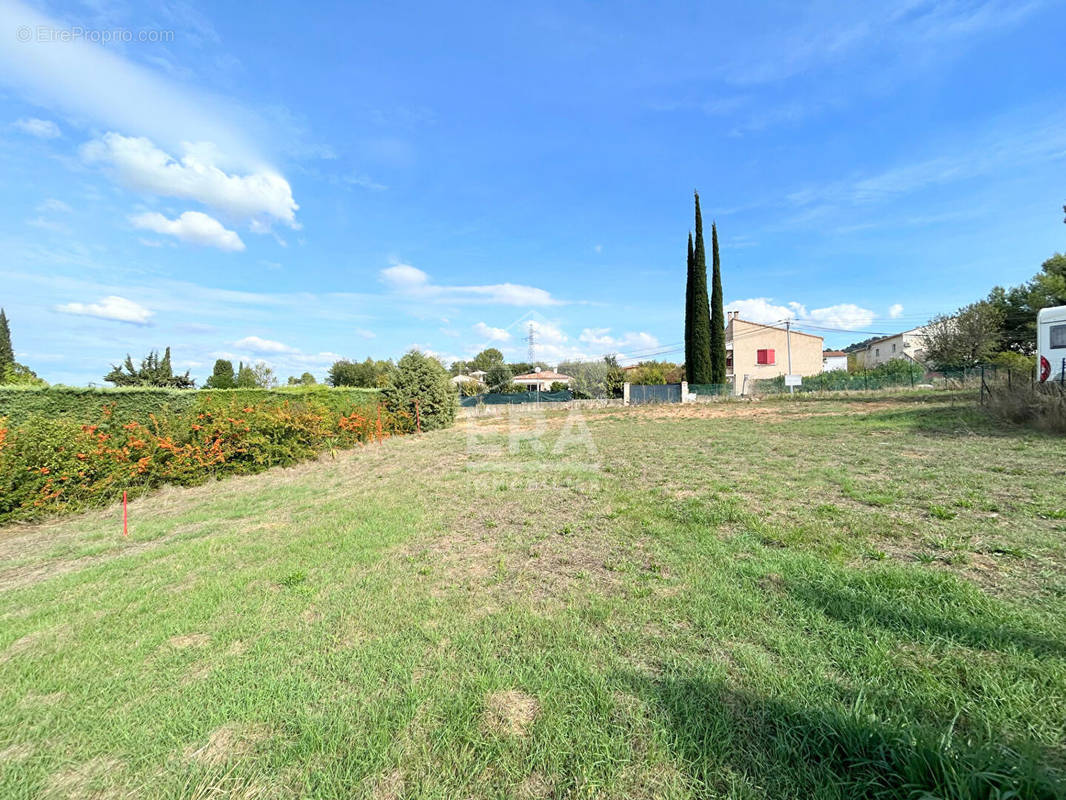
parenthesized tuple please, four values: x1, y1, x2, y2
(41, 757, 128, 800)
(0, 742, 33, 762)
(481, 690, 540, 737)
(368, 768, 405, 800)
(186, 723, 272, 766)
(515, 771, 555, 799)
(169, 632, 210, 649)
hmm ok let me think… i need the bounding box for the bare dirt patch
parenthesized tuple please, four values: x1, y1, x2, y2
(481, 690, 540, 737)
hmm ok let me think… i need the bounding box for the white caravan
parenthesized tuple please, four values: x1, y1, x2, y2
(1037, 305, 1066, 383)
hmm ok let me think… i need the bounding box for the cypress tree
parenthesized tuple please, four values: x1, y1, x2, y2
(684, 232, 694, 382)
(0, 308, 13, 373)
(688, 192, 713, 384)
(709, 222, 727, 384)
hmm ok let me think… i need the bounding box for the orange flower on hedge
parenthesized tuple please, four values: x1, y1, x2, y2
(38, 466, 50, 475)
(76, 453, 88, 460)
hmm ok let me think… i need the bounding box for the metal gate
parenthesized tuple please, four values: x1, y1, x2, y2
(629, 383, 682, 405)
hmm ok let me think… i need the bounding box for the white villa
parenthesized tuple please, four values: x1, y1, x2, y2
(512, 369, 573, 392)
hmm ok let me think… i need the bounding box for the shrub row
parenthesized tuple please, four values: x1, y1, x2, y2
(0, 385, 383, 427)
(0, 390, 407, 522)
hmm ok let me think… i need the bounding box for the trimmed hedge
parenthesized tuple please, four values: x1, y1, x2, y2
(0, 388, 405, 522)
(0, 385, 382, 427)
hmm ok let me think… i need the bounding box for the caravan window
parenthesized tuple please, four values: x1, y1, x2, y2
(1051, 324, 1066, 349)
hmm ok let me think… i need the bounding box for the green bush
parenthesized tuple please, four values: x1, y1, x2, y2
(0, 385, 382, 427)
(383, 351, 457, 431)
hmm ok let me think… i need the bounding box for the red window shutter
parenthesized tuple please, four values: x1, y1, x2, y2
(757, 349, 775, 365)
(766, 349, 774, 364)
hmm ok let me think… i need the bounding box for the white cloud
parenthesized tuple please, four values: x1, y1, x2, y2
(727, 298, 875, 330)
(380, 264, 563, 306)
(13, 117, 60, 138)
(578, 328, 659, 352)
(803, 303, 876, 330)
(56, 295, 152, 324)
(381, 264, 430, 290)
(26, 216, 69, 233)
(529, 320, 568, 346)
(473, 322, 511, 342)
(889, 303, 904, 319)
(84, 133, 298, 230)
(130, 211, 245, 251)
(37, 198, 72, 213)
(233, 335, 297, 354)
(726, 298, 805, 325)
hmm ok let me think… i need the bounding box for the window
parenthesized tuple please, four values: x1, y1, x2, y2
(756, 348, 775, 365)
(1051, 324, 1066, 349)
(892, 343, 897, 352)
(875, 348, 880, 357)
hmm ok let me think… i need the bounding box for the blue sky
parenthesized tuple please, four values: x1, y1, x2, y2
(1, 0, 1064, 384)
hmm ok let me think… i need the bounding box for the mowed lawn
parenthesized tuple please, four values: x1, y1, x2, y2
(1, 394, 1065, 799)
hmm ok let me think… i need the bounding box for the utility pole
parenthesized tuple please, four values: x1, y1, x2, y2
(785, 320, 794, 395)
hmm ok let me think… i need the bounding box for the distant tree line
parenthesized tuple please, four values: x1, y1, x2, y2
(922, 251, 1065, 370)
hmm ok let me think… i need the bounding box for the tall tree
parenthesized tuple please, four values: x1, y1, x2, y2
(686, 192, 713, 383)
(471, 348, 505, 372)
(924, 301, 1003, 369)
(684, 233, 694, 382)
(205, 359, 236, 389)
(709, 222, 726, 384)
(485, 361, 514, 391)
(235, 361, 258, 388)
(0, 308, 13, 373)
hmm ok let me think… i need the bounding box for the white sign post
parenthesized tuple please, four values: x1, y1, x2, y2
(784, 374, 802, 388)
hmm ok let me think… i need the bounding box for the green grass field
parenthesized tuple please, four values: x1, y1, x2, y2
(2, 394, 1065, 799)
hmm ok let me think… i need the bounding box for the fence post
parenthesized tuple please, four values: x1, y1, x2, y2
(863, 369, 868, 391)
(980, 365, 985, 405)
